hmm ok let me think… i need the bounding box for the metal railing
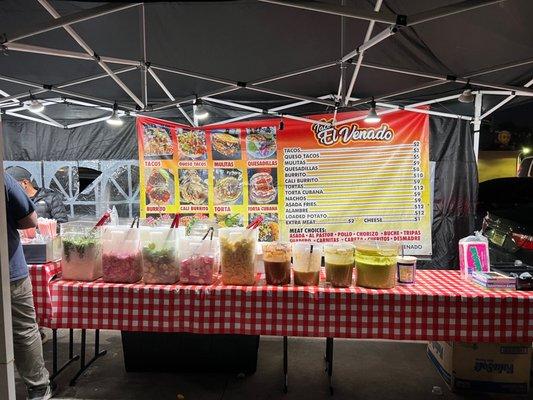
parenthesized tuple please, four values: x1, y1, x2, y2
(4, 160, 139, 219)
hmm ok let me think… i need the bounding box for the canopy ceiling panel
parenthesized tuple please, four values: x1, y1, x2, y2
(0, 0, 531, 125)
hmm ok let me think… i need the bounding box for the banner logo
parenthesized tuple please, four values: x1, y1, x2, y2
(312, 119, 395, 146)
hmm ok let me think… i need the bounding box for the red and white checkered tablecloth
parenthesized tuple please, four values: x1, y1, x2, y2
(42, 270, 532, 343)
(28, 262, 62, 327)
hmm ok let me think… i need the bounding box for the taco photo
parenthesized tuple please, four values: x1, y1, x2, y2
(177, 129, 207, 160)
(142, 123, 174, 159)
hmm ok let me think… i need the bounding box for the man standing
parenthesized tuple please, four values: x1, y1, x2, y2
(4, 172, 53, 399)
(6, 167, 68, 223)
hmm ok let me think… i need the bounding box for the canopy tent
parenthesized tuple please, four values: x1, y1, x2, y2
(0, 0, 532, 137)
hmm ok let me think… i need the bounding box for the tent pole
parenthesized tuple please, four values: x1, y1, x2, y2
(146, 67, 195, 126)
(4, 3, 141, 44)
(3, 42, 139, 66)
(473, 93, 482, 161)
(250, 61, 338, 86)
(37, 0, 144, 109)
(204, 97, 264, 113)
(201, 96, 332, 127)
(51, 88, 136, 110)
(464, 57, 533, 78)
(0, 74, 41, 89)
(344, 0, 383, 106)
(0, 67, 137, 106)
(150, 65, 238, 86)
(408, 0, 504, 26)
(476, 90, 514, 95)
(139, 4, 148, 108)
(202, 113, 263, 126)
(5, 111, 64, 127)
(65, 116, 115, 129)
(246, 87, 335, 107)
(31, 111, 64, 128)
(258, 0, 397, 24)
(59, 66, 138, 89)
(480, 77, 533, 120)
(0, 114, 17, 400)
(359, 61, 533, 96)
(332, 0, 346, 123)
(150, 86, 240, 111)
(340, 24, 398, 63)
(202, 95, 333, 125)
(347, 80, 449, 108)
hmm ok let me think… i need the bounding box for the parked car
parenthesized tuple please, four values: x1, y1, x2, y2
(517, 156, 533, 177)
(479, 177, 533, 265)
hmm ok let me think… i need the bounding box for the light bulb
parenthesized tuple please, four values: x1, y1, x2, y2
(364, 101, 381, 124)
(194, 103, 209, 120)
(458, 88, 474, 103)
(106, 110, 123, 126)
(28, 99, 45, 113)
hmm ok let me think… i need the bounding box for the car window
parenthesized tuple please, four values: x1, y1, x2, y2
(518, 157, 533, 177)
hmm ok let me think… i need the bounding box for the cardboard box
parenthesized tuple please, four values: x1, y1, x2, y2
(427, 341, 531, 394)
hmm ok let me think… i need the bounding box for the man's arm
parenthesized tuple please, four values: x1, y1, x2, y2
(17, 211, 38, 229)
(49, 192, 69, 223)
(4, 173, 36, 227)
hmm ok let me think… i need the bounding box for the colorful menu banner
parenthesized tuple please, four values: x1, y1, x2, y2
(137, 109, 431, 255)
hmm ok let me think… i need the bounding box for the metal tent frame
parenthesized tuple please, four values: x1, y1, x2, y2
(0, 0, 532, 156)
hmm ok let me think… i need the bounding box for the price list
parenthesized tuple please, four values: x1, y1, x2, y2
(283, 141, 426, 226)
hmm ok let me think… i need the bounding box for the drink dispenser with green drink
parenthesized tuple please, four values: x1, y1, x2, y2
(354, 241, 400, 289)
(324, 243, 355, 287)
(61, 221, 102, 281)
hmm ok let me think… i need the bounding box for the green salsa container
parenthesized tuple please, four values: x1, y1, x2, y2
(355, 241, 400, 289)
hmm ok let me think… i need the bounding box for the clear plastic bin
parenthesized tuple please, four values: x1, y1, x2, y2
(355, 241, 400, 289)
(141, 227, 180, 284)
(262, 242, 291, 285)
(220, 227, 258, 285)
(179, 236, 218, 285)
(324, 243, 355, 288)
(292, 243, 322, 286)
(102, 225, 142, 283)
(61, 221, 102, 281)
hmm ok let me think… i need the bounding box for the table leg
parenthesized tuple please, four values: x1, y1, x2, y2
(325, 337, 334, 395)
(69, 329, 107, 386)
(283, 336, 288, 393)
(50, 329, 80, 382)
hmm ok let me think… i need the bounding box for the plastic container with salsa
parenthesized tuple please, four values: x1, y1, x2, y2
(102, 225, 142, 283)
(355, 241, 400, 289)
(61, 221, 102, 281)
(219, 227, 258, 285)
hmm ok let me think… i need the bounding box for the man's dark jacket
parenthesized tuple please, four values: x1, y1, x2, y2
(31, 188, 69, 223)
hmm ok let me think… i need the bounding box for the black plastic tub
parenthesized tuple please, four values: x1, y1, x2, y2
(121, 332, 260, 373)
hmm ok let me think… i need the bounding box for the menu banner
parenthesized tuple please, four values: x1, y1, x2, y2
(137, 109, 431, 255)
